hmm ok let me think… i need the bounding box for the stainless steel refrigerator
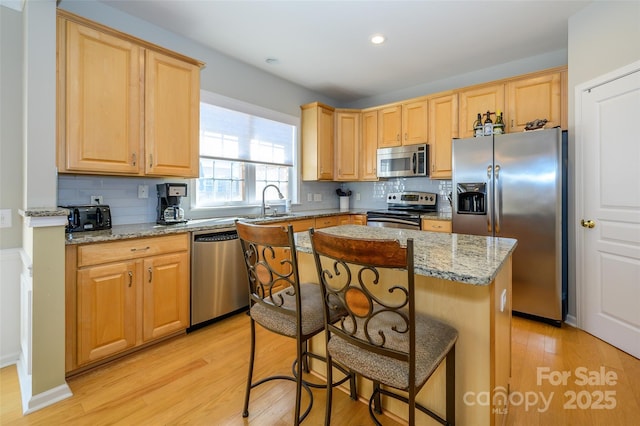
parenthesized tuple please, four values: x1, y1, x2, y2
(452, 128, 567, 325)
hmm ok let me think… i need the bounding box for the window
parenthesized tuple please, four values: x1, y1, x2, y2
(195, 92, 297, 208)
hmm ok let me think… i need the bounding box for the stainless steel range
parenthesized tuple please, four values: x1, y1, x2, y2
(366, 191, 437, 230)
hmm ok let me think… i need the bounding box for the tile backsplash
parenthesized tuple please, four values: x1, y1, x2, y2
(58, 175, 453, 226)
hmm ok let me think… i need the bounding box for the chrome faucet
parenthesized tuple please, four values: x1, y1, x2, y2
(261, 184, 284, 217)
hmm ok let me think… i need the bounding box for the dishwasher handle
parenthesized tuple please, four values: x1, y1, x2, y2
(194, 230, 239, 242)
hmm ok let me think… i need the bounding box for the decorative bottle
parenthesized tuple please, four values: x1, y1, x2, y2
(473, 113, 483, 137)
(494, 110, 504, 135)
(483, 110, 493, 136)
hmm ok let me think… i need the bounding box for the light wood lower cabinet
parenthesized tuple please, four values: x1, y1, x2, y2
(66, 234, 190, 373)
(351, 214, 367, 225)
(421, 219, 452, 233)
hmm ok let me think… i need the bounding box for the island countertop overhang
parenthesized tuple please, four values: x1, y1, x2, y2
(294, 225, 517, 286)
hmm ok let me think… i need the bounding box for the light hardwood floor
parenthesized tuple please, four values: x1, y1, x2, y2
(1, 314, 638, 425)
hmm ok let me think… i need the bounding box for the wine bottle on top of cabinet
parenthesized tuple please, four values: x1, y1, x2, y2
(494, 110, 504, 135)
(473, 113, 484, 137)
(483, 110, 493, 136)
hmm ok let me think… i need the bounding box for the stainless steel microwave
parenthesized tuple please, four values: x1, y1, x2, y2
(377, 144, 429, 178)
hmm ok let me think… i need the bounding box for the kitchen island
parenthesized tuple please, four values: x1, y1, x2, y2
(294, 225, 517, 426)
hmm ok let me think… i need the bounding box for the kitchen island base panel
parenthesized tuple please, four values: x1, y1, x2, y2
(297, 251, 512, 426)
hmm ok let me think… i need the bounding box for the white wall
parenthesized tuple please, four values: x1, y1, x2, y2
(566, 0, 640, 320)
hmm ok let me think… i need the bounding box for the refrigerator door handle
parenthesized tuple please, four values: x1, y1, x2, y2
(494, 164, 501, 234)
(487, 165, 493, 233)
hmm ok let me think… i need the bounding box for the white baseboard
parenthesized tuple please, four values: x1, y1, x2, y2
(565, 314, 577, 328)
(17, 356, 72, 415)
(0, 353, 20, 369)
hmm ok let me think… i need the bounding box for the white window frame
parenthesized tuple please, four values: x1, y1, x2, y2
(191, 91, 299, 213)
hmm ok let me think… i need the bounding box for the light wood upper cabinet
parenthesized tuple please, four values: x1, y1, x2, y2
(402, 99, 429, 145)
(378, 104, 402, 147)
(335, 110, 360, 181)
(145, 51, 200, 177)
(378, 99, 428, 147)
(57, 11, 202, 178)
(506, 71, 564, 132)
(459, 84, 505, 138)
(428, 93, 458, 179)
(59, 18, 143, 175)
(301, 102, 335, 181)
(360, 110, 379, 181)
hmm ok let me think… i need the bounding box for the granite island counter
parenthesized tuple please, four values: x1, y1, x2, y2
(294, 225, 517, 426)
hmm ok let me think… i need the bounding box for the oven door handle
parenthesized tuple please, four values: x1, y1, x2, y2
(367, 217, 420, 227)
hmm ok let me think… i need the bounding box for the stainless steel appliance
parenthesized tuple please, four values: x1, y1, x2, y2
(60, 204, 112, 232)
(452, 128, 567, 325)
(190, 228, 249, 330)
(157, 183, 187, 224)
(367, 191, 437, 230)
(377, 144, 429, 178)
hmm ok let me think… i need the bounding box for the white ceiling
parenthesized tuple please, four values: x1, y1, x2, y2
(98, 0, 590, 104)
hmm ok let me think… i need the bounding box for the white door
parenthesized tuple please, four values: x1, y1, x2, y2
(577, 63, 640, 358)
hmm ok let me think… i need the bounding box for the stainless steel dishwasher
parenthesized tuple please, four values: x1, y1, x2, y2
(190, 228, 249, 331)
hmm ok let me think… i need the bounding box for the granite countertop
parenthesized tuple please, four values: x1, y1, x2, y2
(62, 209, 372, 245)
(17, 206, 450, 245)
(294, 225, 516, 286)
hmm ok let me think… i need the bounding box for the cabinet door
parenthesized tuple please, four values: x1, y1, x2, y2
(506, 72, 562, 132)
(301, 103, 334, 180)
(402, 99, 428, 145)
(142, 252, 189, 341)
(360, 110, 378, 180)
(351, 214, 367, 225)
(77, 261, 137, 365)
(335, 111, 360, 181)
(62, 20, 142, 174)
(429, 93, 458, 179)
(145, 50, 200, 178)
(378, 105, 402, 147)
(459, 84, 505, 138)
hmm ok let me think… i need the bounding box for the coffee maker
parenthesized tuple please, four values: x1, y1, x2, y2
(157, 183, 188, 224)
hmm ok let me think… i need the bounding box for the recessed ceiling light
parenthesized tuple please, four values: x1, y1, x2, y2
(370, 34, 386, 45)
(265, 58, 279, 65)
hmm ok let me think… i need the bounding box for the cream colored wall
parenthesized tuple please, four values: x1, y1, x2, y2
(30, 225, 66, 394)
(566, 0, 640, 319)
(0, 5, 23, 249)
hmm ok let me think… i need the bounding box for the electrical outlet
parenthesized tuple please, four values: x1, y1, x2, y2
(307, 193, 313, 202)
(355, 192, 361, 201)
(313, 193, 322, 202)
(0, 209, 11, 228)
(138, 184, 149, 199)
(91, 195, 103, 205)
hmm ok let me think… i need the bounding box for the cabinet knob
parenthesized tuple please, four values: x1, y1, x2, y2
(128, 271, 133, 287)
(148, 267, 153, 283)
(132, 153, 137, 166)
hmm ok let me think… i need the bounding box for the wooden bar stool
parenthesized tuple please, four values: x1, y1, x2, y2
(236, 221, 354, 425)
(310, 229, 458, 425)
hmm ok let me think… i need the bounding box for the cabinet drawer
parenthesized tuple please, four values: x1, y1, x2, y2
(316, 216, 340, 229)
(77, 233, 189, 267)
(290, 218, 316, 232)
(421, 219, 452, 233)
